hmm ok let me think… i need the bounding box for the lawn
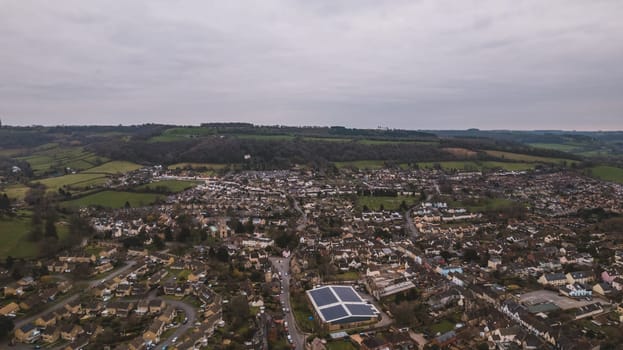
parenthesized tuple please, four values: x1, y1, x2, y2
(82, 161, 142, 174)
(357, 195, 418, 211)
(327, 271, 360, 281)
(429, 320, 455, 334)
(134, 180, 200, 193)
(63, 191, 163, 208)
(0, 212, 69, 259)
(589, 166, 623, 184)
(334, 160, 387, 169)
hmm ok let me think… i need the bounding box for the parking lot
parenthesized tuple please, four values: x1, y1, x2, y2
(520, 290, 602, 310)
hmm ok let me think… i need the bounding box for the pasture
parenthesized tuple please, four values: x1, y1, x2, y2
(64, 191, 163, 208)
(0, 212, 69, 259)
(357, 195, 418, 211)
(83, 161, 142, 174)
(590, 166, 623, 184)
(484, 150, 577, 165)
(134, 180, 200, 193)
(17, 146, 106, 176)
(334, 160, 387, 169)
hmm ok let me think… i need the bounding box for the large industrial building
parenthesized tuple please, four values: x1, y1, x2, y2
(306, 285, 380, 331)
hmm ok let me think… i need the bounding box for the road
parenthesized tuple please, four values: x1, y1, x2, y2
(7, 260, 137, 349)
(270, 256, 305, 350)
(148, 289, 198, 349)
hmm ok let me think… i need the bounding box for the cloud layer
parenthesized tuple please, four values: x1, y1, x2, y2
(1, 0, 622, 129)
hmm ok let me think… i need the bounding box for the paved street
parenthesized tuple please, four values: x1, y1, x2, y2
(270, 256, 305, 350)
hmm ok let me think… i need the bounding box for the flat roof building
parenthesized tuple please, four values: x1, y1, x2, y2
(306, 285, 380, 331)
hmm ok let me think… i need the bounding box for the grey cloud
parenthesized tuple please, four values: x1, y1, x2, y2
(0, 0, 621, 129)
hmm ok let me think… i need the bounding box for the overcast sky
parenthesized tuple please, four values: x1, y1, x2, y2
(1, 1, 622, 130)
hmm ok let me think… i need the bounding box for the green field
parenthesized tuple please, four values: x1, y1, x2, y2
(447, 197, 517, 212)
(0, 212, 69, 259)
(3, 184, 30, 200)
(589, 166, 623, 184)
(430, 320, 455, 334)
(485, 150, 577, 165)
(149, 127, 217, 142)
(82, 161, 142, 174)
(134, 180, 200, 193)
(334, 160, 387, 169)
(358, 139, 438, 145)
(234, 134, 296, 141)
(528, 143, 579, 152)
(63, 191, 163, 208)
(357, 195, 418, 211)
(34, 173, 109, 192)
(418, 161, 535, 171)
(168, 162, 230, 170)
(17, 146, 106, 176)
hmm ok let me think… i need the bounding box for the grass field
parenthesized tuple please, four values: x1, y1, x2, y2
(34, 173, 109, 192)
(0, 212, 69, 259)
(528, 143, 579, 152)
(168, 162, 230, 170)
(429, 320, 455, 334)
(17, 146, 106, 176)
(149, 127, 216, 142)
(3, 184, 30, 200)
(134, 180, 199, 193)
(485, 150, 577, 165)
(418, 161, 535, 171)
(63, 191, 163, 208)
(334, 160, 387, 169)
(234, 134, 296, 141)
(357, 195, 418, 211)
(327, 271, 360, 281)
(358, 139, 438, 145)
(82, 161, 142, 174)
(589, 166, 623, 184)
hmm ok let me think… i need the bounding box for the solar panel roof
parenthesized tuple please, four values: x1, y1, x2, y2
(320, 304, 348, 321)
(345, 303, 377, 316)
(309, 287, 338, 306)
(333, 286, 361, 302)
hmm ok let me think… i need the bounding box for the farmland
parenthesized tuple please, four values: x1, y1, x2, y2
(17, 145, 106, 176)
(589, 166, 623, 184)
(484, 150, 577, 165)
(417, 161, 535, 172)
(334, 160, 387, 169)
(34, 173, 109, 193)
(82, 161, 142, 174)
(63, 191, 163, 208)
(529, 143, 579, 152)
(168, 163, 231, 170)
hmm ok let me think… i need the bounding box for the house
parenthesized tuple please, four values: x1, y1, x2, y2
(612, 277, 623, 291)
(136, 300, 149, 315)
(158, 305, 177, 323)
(14, 323, 41, 343)
(566, 271, 594, 284)
(148, 299, 166, 314)
(559, 283, 592, 298)
(538, 273, 567, 286)
(42, 325, 60, 343)
(19, 295, 42, 311)
(64, 301, 82, 315)
(593, 282, 614, 296)
(63, 335, 90, 350)
(0, 302, 20, 316)
(61, 324, 85, 341)
(35, 312, 58, 328)
(142, 319, 165, 343)
(3, 283, 24, 297)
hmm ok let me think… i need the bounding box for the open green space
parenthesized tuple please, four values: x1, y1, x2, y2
(168, 162, 230, 170)
(589, 166, 623, 184)
(528, 143, 579, 152)
(357, 195, 418, 211)
(327, 271, 360, 281)
(429, 320, 455, 334)
(34, 173, 109, 192)
(134, 180, 200, 193)
(3, 184, 30, 200)
(82, 161, 142, 174)
(234, 134, 296, 141)
(417, 161, 535, 172)
(485, 150, 577, 165)
(63, 191, 163, 208)
(334, 160, 387, 169)
(358, 139, 438, 145)
(0, 212, 69, 259)
(17, 146, 105, 176)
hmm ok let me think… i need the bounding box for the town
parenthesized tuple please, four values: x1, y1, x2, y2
(1, 162, 623, 350)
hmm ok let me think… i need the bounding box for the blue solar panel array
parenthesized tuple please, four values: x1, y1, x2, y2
(333, 286, 362, 302)
(320, 304, 348, 321)
(309, 287, 338, 306)
(345, 303, 376, 316)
